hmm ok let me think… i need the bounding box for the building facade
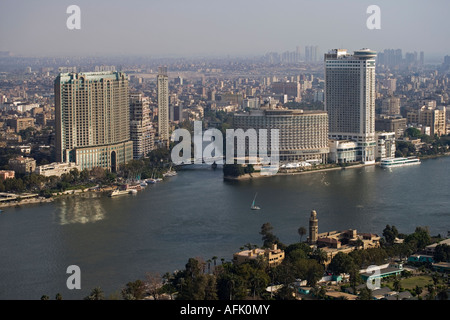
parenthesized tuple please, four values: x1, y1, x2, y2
(271, 81, 301, 101)
(233, 244, 285, 267)
(375, 116, 407, 139)
(376, 132, 396, 160)
(129, 93, 155, 159)
(0, 170, 15, 180)
(233, 108, 329, 163)
(55, 71, 133, 171)
(325, 48, 377, 163)
(35, 162, 81, 177)
(306, 209, 381, 265)
(157, 66, 170, 144)
(406, 105, 447, 136)
(8, 156, 36, 174)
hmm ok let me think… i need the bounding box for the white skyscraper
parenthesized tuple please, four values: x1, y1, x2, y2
(324, 48, 377, 163)
(157, 66, 169, 145)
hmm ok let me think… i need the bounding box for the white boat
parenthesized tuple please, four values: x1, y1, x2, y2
(163, 170, 177, 177)
(109, 189, 131, 197)
(380, 157, 421, 168)
(129, 189, 138, 194)
(251, 193, 260, 210)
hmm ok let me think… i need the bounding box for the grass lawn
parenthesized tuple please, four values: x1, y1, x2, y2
(386, 275, 434, 291)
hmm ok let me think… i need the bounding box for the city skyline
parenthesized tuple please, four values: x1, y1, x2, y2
(0, 0, 449, 59)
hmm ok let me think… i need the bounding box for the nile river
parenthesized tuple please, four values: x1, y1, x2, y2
(0, 157, 449, 299)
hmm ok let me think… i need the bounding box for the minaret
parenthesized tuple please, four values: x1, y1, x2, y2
(309, 210, 318, 244)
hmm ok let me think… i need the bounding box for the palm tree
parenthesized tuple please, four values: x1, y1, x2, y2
(311, 248, 328, 265)
(393, 277, 401, 292)
(298, 227, 307, 242)
(212, 256, 218, 269)
(207, 259, 212, 274)
(84, 287, 104, 300)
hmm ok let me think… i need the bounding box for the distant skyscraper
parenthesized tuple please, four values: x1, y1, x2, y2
(157, 66, 169, 145)
(324, 48, 377, 163)
(130, 93, 155, 159)
(304, 45, 319, 62)
(55, 71, 133, 171)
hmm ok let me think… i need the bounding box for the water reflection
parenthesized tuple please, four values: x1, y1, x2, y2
(54, 193, 106, 225)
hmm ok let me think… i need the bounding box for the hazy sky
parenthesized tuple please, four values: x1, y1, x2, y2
(1, 0, 449, 58)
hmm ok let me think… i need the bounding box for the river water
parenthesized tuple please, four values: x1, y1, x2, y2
(0, 157, 449, 299)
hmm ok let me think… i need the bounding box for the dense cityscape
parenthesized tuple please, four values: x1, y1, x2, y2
(0, 2, 449, 314)
(0, 46, 449, 303)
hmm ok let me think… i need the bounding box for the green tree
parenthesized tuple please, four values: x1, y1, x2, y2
(223, 164, 245, 177)
(393, 277, 401, 292)
(404, 226, 431, 251)
(297, 227, 307, 242)
(121, 280, 146, 300)
(260, 222, 281, 248)
(382, 225, 399, 245)
(358, 287, 373, 300)
(434, 244, 450, 262)
(310, 247, 328, 265)
(84, 287, 104, 300)
(328, 252, 356, 275)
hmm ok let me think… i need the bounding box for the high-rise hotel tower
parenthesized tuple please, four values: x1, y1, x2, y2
(55, 71, 133, 172)
(324, 49, 377, 163)
(157, 66, 170, 146)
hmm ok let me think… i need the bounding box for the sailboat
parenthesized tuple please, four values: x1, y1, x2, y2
(251, 193, 260, 210)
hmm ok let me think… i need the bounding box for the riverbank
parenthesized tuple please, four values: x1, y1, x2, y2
(0, 196, 54, 208)
(224, 162, 378, 180)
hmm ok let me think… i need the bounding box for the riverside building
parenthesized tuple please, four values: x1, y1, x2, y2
(157, 66, 170, 146)
(129, 93, 155, 159)
(324, 48, 378, 164)
(55, 71, 133, 172)
(233, 108, 329, 163)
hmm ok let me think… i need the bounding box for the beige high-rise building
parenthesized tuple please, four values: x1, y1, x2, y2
(130, 93, 155, 159)
(157, 66, 170, 145)
(407, 105, 447, 136)
(55, 71, 133, 171)
(325, 48, 377, 163)
(381, 96, 401, 116)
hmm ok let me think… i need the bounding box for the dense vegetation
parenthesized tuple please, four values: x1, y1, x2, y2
(396, 129, 450, 157)
(56, 223, 448, 301)
(0, 147, 173, 195)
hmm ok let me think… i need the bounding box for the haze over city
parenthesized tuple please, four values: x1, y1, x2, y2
(1, 0, 449, 60)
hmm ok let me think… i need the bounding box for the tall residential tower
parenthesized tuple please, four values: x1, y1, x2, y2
(55, 71, 133, 171)
(129, 93, 155, 159)
(324, 48, 377, 163)
(157, 66, 169, 146)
